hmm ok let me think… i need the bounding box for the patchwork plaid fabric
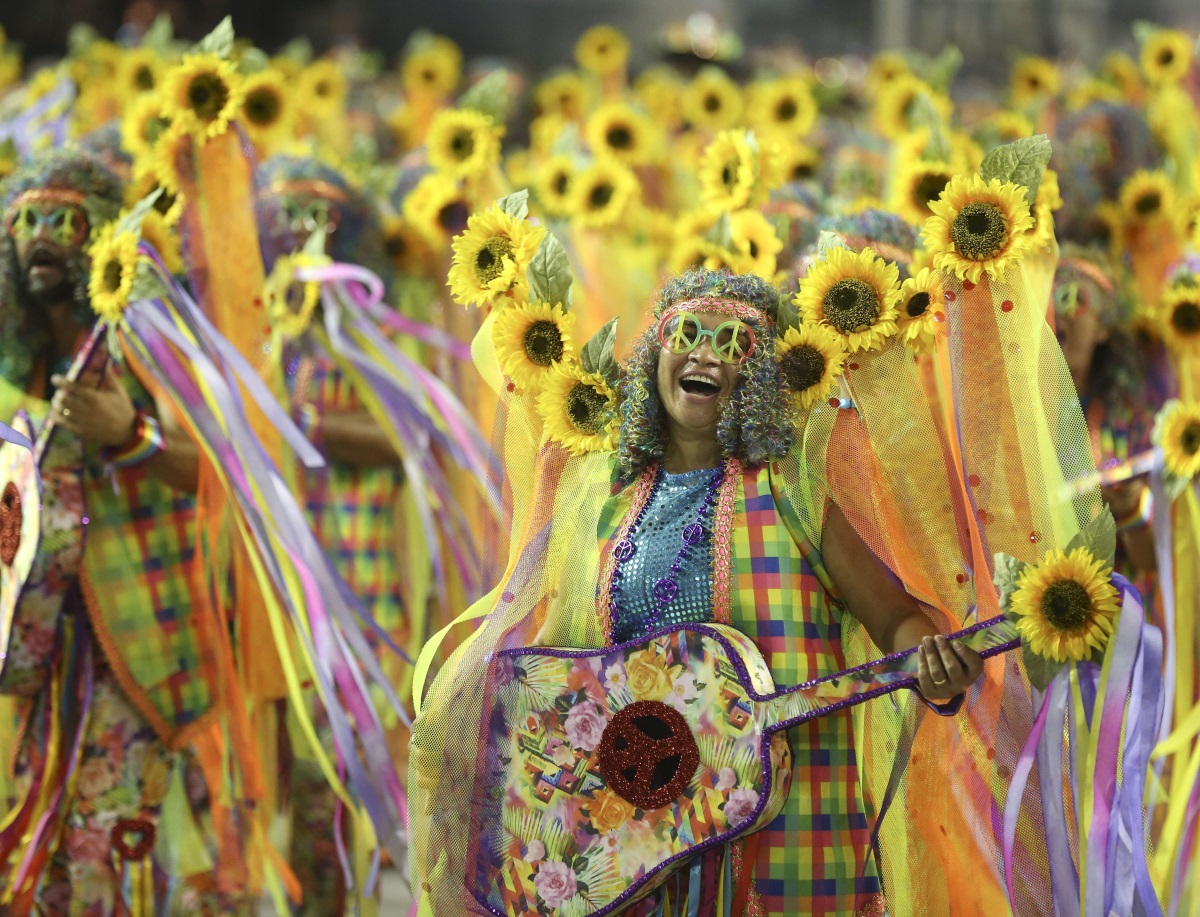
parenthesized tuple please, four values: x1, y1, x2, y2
(77, 369, 215, 740)
(298, 358, 405, 633)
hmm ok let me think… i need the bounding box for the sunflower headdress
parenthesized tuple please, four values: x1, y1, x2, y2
(698, 130, 783, 212)
(1137, 25, 1194, 86)
(447, 191, 545, 308)
(922, 175, 1036, 284)
(775, 323, 846, 411)
(401, 32, 462, 101)
(1154, 400, 1200, 497)
(793, 242, 901, 353)
(427, 107, 504, 181)
(87, 192, 173, 324)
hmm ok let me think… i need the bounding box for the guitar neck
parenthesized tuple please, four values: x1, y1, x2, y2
(34, 322, 108, 466)
(761, 615, 1020, 732)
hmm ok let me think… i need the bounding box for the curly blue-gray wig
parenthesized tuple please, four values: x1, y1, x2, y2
(0, 148, 123, 391)
(617, 269, 795, 482)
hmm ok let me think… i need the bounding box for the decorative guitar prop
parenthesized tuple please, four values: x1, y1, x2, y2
(471, 615, 1020, 917)
(0, 322, 107, 691)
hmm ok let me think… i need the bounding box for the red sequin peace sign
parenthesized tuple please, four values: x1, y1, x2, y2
(596, 700, 700, 810)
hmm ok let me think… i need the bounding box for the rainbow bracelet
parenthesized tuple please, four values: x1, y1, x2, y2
(102, 413, 165, 472)
(1114, 486, 1152, 533)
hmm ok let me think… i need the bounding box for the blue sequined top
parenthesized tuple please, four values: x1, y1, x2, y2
(611, 468, 717, 644)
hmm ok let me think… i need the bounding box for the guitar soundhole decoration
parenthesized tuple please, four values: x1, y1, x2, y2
(596, 700, 699, 810)
(0, 481, 21, 566)
(111, 818, 157, 861)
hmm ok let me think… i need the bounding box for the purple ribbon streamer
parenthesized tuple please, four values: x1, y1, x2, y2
(0, 419, 32, 451)
(1004, 674, 1057, 903)
(1034, 677, 1079, 916)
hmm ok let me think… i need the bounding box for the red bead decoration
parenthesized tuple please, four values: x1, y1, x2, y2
(1001, 300, 1014, 312)
(955, 573, 967, 584)
(596, 700, 699, 811)
(0, 481, 21, 567)
(1029, 530, 1042, 543)
(963, 281, 976, 291)
(506, 382, 516, 392)
(968, 474, 981, 487)
(848, 362, 859, 371)
(944, 290, 957, 303)
(828, 397, 840, 408)
(933, 311, 945, 322)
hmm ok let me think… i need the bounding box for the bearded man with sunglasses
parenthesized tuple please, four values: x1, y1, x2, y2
(0, 150, 252, 916)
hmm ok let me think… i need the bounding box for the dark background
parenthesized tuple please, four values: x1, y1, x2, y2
(3, 0, 1198, 81)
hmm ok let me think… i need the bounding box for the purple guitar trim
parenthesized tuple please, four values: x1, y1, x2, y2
(476, 614, 1019, 917)
(31, 322, 108, 468)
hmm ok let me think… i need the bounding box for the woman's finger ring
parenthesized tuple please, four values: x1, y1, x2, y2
(931, 676, 948, 686)
(62, 408, 70, 417)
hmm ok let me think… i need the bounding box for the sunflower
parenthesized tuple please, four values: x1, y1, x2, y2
(426, 108, 503, 180)
(150, 125, 192, 195)
(1101, 52, 1143, 100)
(119, 47, 163, 97)
(701, 245, 755, 275)
(298, 59, 348, 121)
(1119, 169, 1176, 225)
(570, 158, 638, 229)
(697, 130, 782, 211)
(729, 209, 783, 279)
(161, 54, 243, 140)
(120, 95, 172, 160)
(634, 67, 683, 131)
(264, 253, 328, 339)
(681, 68, 744, 132)
(1178, 195, 1200, 247)
(747, 77, 817, 139)
(873, 74, 950, 140)
(574, 25, 629, 77)
(776, 324, 846, 410)
(780, 143, 821, 184)
(1141, 29, 1194, 85)
(983, 110, 1034, 144)
(896, 267, 945, 354)
(667, 237, 719, 275)
(536, 362, 619, 455)
(1010, 56, 1061, 105)
(1066, 78, 1123, 112)
(447, 208, 545, 307)
(139, 211, 183, 275)
(794, 246, 901, 352)
(867, 51, 912, 95)
(88, 226, 141, 323)
(493, 301, 577, 392)
(381, 214, 435, 276)
(125, 163, 185, 227)
(1010, 547, 1119, 663)
(239, 70, 295, 153)
(535, 154, 576, 218)
(922, 174, 1035, 284)
(534, 71, 589, 121)
(1023, 168, 1063, 250)
(1160, 285, 1200, 355)
(1156, 401, 1200, 480)
(401, 35, 462, 99)
(585, 102, 659, 166)
(404, 173, 473, 248)
(890, 159, 956, 226)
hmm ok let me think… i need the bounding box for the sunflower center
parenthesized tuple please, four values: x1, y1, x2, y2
(589, 182, 614, 210)
(1181, 421, 1200, 455)
(522, 320, 565, 367)
(153, 187, 178, 216)
(775, 98, 798, 121)
(315, 79, 332, 98)
(1172, 302, 1200, 336)
(748, 239, 759, 258)
(421, 69, 436, 83)
(102, 258, 124, 294)
(780, 345, 826, 391)
(143, 115, 171, 145)
(385, 233, 406, 259)
(473, 237, 514, 284)
(1159, 49, 1174, 66)
(134, 65, 156, 91)
(721, 160, 739, 190)
(244, 87, 282, 126)
(1135, 192, 1161, 216)
(703, 93, 721, 113)
(1040, 579, 1093, 631)
(606, 125, 633, 150)
(950, 201, 1009, 261)
(792, 163, 815, 181)
(553, 172, 570, 195)
(906, 291, 931, 317)
(914, 173, 950, 207)
(823, 278, 880, 333)
(566, 381, 609, 434)
(450, 129, 475, 160)
(186, 72, 230, 121)
(437, 201, 469, 234)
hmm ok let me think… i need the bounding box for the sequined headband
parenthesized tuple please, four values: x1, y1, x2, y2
(3, 188, 88, 224)
(659, 297, 773, 326)
(267, 179, 349, 203)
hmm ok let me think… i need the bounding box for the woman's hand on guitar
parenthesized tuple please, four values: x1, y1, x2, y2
(917, 635, 984, 702)
(51, 370, 138, 447)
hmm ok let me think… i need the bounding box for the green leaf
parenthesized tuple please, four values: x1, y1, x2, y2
(527, 230, 574, 308)
(581, 318, 619, 384)
(1066, 508, 1117, 569)
(129, 259, 170, 302)
(924, 46, 963, 94)
(979, 134, 1052, 206)
(817, 230, 849, 259)
(403, 29, 438, 57)
(115, 190, 164, 238)
(1132, 20, 1161, 49)
(459, 70, 509, 124)
(704, 212, 734, 250)
(1021, 642, 1067, 692)
(549, 123, 582, 157)
(276, 36, 313, 65)
(496, 189, 529, 221)
(236, 47, 270, 76)
(993, 552, 1027, 615)
(1164, 471, 1190, 504)
(142, 13, 174, 53)
(908, 94, 952, 161)
(302, 226, 329, 258)
(191, 16, 235, 59)
(67, 24, 101, 57)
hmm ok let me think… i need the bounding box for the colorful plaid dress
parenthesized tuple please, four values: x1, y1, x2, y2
(596, 460, 880, 917)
